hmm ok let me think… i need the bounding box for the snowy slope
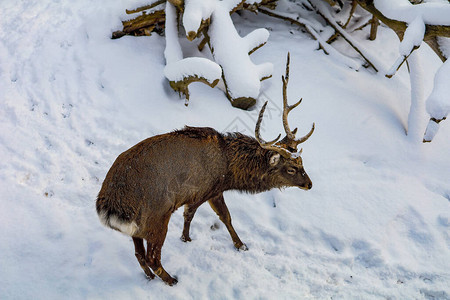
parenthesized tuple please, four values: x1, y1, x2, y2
(1, 1, 449, 299)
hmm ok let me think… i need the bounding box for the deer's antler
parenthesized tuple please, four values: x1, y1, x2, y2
(255, 53, 314, 158)
(255, 101, 294, 158)
(280, 53, 315, 150)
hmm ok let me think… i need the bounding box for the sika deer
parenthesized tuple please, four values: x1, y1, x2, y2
(96, 53, 314, 285)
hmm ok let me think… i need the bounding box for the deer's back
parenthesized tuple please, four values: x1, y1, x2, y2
(97, 127, 228, 225)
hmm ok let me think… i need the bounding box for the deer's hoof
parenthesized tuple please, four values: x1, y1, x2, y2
(180, 235, 191, 242)
(166, 276, 178, 286)
(236, 243, 248, 251)
(144, 271, 155, 280)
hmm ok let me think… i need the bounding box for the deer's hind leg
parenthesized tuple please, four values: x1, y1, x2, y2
(145, 214, 178, 286)
(133, 237, 155, 279)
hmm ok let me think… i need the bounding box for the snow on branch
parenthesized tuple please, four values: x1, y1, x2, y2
(161, 0, 274, 109)
(356, 0, 450, 62)
(245, 28, 270, 55)
(386, 14, 425, 78)
(423, 60, 450, 142)
(182, 0, 216, 40)
(164, 58, 222, 104)
(116, 1, 295, 109)
(354, 0, 449, 142)
(209, 1, 272, 109)
(164, 1, 221, 105)
(115, 0, 449, 142)
(373, 0, 450, 26)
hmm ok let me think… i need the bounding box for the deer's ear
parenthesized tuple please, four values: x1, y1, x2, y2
(269, 153, 281, 166)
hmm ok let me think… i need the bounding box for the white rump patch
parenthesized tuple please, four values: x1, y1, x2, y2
(98, 210, 138, 236)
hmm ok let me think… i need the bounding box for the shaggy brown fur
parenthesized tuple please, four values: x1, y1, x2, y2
(96, 126, 312, 285)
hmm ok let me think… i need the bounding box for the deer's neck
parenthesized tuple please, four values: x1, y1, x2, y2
(223, 133, 274, 193)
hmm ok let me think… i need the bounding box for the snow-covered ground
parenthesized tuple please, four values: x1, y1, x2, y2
(1, 1, 449, 299)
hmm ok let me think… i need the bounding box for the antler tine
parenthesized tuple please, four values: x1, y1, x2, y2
(255, 101, 295, 158)
(255, 101, 281, 146)
(285, 52, 290, 82)
(282, 52, 302, 140)
(294, 123, 315, 146)
(281, 52, 315, 146)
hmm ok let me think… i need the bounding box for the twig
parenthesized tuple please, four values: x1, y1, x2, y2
(351, 16, 373, 32)
(369, 15, 379, 40)
(385, 46, 418, 78)
(327, 0, 358, 43)
(343, 0, 357, 29)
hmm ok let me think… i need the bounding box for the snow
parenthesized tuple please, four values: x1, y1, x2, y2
(1, 1, 450, 299)
(426, 60, 450, 120)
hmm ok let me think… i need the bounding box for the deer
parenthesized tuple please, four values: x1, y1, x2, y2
(96, 53, 314, 286)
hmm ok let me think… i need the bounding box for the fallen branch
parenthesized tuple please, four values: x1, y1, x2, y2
(112, 9, 165, 39)
(258, 7, 363, 69)
(168, 75, 220, 105)
(309, 0, 379, 72)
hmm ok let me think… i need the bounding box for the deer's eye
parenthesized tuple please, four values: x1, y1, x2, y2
(287, 167, 296, 175)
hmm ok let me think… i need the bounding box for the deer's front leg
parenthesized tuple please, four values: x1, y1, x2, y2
(181, 202, 202, 242)
(208, 194, 248, 251)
